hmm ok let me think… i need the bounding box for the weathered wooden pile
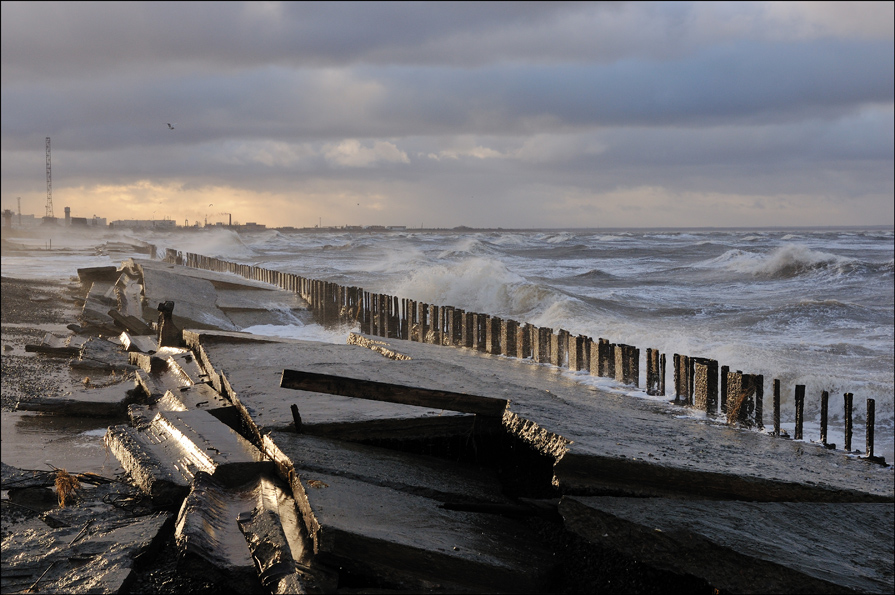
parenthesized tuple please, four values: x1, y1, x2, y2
(169, 248, 886, 461)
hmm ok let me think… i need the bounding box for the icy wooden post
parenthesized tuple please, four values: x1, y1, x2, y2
(866, 398, 876, 459)
(794, 385, 805, 440)
(820, 390, 829, 446)
(631, 347, 640, 388)
(773, 379, 781, 436)
(844, 392, 854, 452)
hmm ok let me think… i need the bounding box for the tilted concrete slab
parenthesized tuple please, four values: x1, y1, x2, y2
(185, 331, 475, 443)
(15, 376, 142, 417)
(560, 496, 894, 594)
(174, 471, 262, 593)
(0, 512, 172, 595)
(330, 335, 895, 502)
(105, 408, 274, 507)
(137, 263, 237, 331)
(128, 384, 236, 429)
(288, 469, 553, 592)
(174, 470, 320, 594)
(264, 431, 513, 506)
(131, 259, 311, 332)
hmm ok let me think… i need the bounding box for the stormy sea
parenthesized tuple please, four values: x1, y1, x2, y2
(3, 225, 893, 461)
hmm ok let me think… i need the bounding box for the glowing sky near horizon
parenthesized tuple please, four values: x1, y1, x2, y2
(1, 1, 893, 229)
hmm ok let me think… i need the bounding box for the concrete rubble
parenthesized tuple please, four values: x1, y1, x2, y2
(2, 256, 893, 594)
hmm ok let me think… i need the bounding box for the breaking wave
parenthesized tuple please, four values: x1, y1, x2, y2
(703, 245, 857, 278)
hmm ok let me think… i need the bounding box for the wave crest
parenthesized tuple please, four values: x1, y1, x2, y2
(706, 244, 856, 278)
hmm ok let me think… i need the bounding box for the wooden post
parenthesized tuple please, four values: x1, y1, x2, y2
(794, 384, 805, 440)
(820, 390, 829, 446)
(537, 327, 551, 363)
(418, 302, 429, 343)
(673, 354, 681, 402)
(614, 344, 626, 384)
(866, 398, 875, 459)
(773, 379, 781, 436)
(720, 365, 729, 413)
(452, 309, 464, 345)
(502, 319, 518, 357)
(290, 404, 302, 434)
(659, 353, 666, 396)
(754, 374, 764, 428)
(518, 323, 531, 359)
(844, 392, 854, 452)
(462, 312, 474, 348)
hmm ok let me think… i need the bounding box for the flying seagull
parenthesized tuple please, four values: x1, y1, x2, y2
(166, 123, 175, 130)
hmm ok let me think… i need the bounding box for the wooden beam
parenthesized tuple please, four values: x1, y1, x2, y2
(280, 369, 508, 416)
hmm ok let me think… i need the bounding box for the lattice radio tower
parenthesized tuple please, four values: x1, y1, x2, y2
(45, 136, 54, 218)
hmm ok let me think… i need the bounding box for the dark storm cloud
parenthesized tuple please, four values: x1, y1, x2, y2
(1, 1, 893, 228)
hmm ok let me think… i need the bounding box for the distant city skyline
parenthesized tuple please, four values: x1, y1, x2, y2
(2, 2, 893, 229)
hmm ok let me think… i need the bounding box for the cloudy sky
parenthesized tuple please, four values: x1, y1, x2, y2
(1, 2, 893, 229)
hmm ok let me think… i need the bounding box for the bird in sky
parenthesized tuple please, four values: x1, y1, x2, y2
(166, 123, 175, 130)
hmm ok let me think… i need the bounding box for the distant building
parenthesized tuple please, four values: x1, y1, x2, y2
(236, 222, 267, 232)
(110, 219, 176, 230)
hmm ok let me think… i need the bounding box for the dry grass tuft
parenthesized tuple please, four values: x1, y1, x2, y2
(55, 469, 81, 508)
(727, 387, 755, 426)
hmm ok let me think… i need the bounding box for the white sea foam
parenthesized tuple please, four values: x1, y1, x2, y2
(240, 322, 355, 344)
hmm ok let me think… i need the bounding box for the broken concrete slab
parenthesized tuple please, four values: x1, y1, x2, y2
(24, 331, 83, 357)
(290, 469, 553, 593)
(110, 310, 154, 335)
(71, 335, 135, 373)
(186, 331, 476, 443)
(119, 331, 158, 353)
(105, 409, 275, 507)
(235, 472, 328, 594)
(559, 496, 894, 594)
(138, 263, 238, 331)
(344, 335, 895, 502)
(76, 265, 119, 285)
(264, 431, 514, 506)
(281, 368, 509, 416)
(15, 376, 141, 417)
(0, 512, 171, 594)
(128, 385, 236, 429)
(174, 471, 264, 593)
(114, 270, 146, 320)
